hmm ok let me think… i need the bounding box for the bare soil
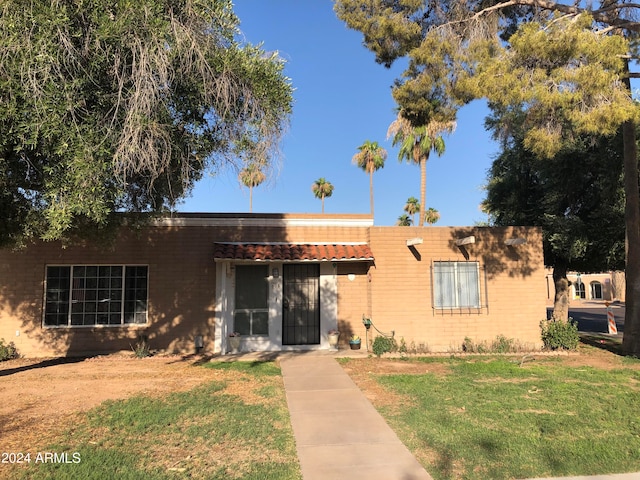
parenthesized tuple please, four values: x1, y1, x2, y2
(0, 354, 222, 452)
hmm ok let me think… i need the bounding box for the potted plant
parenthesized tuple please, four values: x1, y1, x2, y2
(349, 334, 362, 350)
(327, 329, 340, 349)
(228, 332, 241, 353)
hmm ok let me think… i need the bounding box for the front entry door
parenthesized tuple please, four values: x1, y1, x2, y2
(282, 264, 320, 345)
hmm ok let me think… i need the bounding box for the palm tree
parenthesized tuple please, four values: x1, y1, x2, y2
(403, 196, 420, 225)
(238, 163, 266, 212)
(424, 207, 441, 225)
(352, 140, 387, 217)
(311, 177, 334, 213)
(387, 111, 455, 226)
(397, 214, 412, 226)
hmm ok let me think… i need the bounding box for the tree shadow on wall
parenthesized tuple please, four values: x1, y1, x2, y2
(4, 214, 294, 358)
(448, 226, 542, 280)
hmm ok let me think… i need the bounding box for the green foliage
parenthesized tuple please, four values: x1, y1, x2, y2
(131, 335, 151, 358)
(461, 335, 526, 354)
(541, 318, 580, 350)
(398, 337, 408, 355)
(483, 115, 625, 273)
(464, 13, 635, 159)
(0, 338, 19, 361)
(204, 360, 281, 376)
(0, 0, 293, 245)
(372, 335, 397, 357)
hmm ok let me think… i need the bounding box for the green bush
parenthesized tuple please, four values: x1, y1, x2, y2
(462, 337, 489, 353)
(491, 334, 517, 353)
(0, 338, 19, 361)
(540, 318, 580, 350)
(462, 335, 524, 354)
(372, 335, 397, 357)
(131, 334, 151, 358)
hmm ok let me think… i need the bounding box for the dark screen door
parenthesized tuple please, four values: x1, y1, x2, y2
(282, 264, 320, 345)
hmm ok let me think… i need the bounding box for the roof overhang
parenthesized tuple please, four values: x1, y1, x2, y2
(213, 242, 374, 263)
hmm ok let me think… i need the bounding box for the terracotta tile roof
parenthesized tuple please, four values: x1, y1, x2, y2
(213, 243, 374, 262)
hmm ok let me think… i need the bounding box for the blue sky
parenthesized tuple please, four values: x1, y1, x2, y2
(177, 1, 499, 226)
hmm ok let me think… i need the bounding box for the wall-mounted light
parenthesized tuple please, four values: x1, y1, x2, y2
(272, 267, 279, 278)
(195, 335, 204, 350)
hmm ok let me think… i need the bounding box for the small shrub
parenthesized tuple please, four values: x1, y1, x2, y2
(372, 336, 397, 357)
(0, 338, 19, 361)
(541, 318, 580, 350)
(131, 334, 151, 358)
(462, 335, 523, 354)
(491, 335, 517, 353)
(398, 337, 408, 356)
(462, 337, 489, 353)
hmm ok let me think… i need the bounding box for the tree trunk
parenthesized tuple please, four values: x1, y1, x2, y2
(369, 170, 374, 218)
(612, 271, 626, 301)
(249, 186, 253, 213)
(419, 158, 426, 226)
(622, 119, 640, 356)
(552, 260, 570, 321)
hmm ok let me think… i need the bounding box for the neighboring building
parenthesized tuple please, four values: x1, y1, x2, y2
(544, 270, 625, 304)
(0, 214, 546, 357)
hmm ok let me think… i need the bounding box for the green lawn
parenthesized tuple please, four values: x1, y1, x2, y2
(344, 354, 640, 480)
(11, 361, 301, 480)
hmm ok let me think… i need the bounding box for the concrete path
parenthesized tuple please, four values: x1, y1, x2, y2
(280, 354, 432, 480)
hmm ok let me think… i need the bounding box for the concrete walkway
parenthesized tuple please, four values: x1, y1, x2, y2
(278, 352, 639, 480)
(280, 354, 432, 480)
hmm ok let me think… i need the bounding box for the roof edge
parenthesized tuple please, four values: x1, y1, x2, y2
(153, 213, 374, 228)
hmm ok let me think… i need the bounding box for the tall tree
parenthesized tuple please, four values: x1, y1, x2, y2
(0, 0, 293, 244)
(238, 163, 266, 212)
(352, 140, 387, 217)
(397, 214, 413, 226)
(311, 178, 334, 213)
(335, 0, 640, 355)
(483, 116, 625, 320)
(387, 112, 454, 226)
(403, 196, 420, 225)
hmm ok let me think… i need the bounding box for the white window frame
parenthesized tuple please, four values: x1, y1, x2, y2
(43, 265, 149, 328)
(433, 261, 481, 309)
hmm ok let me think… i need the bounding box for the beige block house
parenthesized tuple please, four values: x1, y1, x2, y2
(0, 214, 546, 357)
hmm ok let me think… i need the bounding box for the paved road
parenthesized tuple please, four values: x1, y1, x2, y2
(547, 303, 625, 333)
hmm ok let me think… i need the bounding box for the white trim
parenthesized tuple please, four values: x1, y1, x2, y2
(153, 216, 373, 228)
(214, 241, 370, 246)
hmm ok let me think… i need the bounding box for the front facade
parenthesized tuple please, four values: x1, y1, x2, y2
(0, 214, 546, 357)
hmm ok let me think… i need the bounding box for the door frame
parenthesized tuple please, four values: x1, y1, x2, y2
(282, 263, 321, 345)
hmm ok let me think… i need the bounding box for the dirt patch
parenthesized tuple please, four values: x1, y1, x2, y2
(340, 357, 451, 410)
(339, 349, 640, 408)
(0, 354, 223, 452)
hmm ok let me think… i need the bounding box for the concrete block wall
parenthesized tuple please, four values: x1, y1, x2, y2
(0, 214, 546, 357)
(0, 214, 373, 357)
(364, 226, 546, 352)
